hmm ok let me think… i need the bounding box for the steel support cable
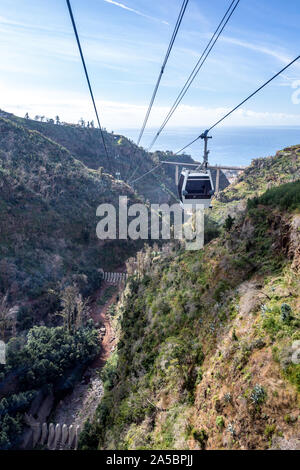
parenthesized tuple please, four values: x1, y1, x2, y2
(129, 0, 239, 184)
(136, 0, 190, 146)
(129, 162, 180, 204)
(175, 55, 300, 155)
(148, 0, 240, 151)
(126, 0, 240, 188)
(129, 162, 164, 185)
(151, 171, 180, 202)
(125, 149, 143, 183)
(66, 0, 111, 169)
(123, 136, 152, 183)
(175, 135, 203, 155)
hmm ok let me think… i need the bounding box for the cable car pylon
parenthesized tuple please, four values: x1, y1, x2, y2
(198, 130, 212, 171)
(178, 130, 215, 209)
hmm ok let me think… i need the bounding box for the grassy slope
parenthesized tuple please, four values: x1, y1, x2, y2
(79, 151, 300, 450)
(0, 117, 142, 324)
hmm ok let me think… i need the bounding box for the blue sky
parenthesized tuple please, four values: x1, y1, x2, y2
(0, 0, 299, 138)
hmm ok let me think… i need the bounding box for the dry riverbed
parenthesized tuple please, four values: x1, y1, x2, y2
(52, 280, 121, 432)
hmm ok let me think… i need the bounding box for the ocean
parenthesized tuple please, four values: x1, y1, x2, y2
(118, 126, 300, 167)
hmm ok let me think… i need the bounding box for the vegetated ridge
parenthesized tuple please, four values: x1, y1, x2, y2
(0, 110, 192, 205)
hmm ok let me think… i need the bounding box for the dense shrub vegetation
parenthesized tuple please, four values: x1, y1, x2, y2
(6, 324, 99, 386)
(247, 180, 300, 211)
(0, 322, 99, 449)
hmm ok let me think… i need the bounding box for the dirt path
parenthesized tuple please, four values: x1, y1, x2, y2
(52, 277, 124, 430)
(90, 283, 118, 369)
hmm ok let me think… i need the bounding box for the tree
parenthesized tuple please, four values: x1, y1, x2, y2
(224, 215, 235, 232)
(55, 115, 60, 125)
(75, 294, 88, 330)
(0, 293, 16, 340)
(57, 285, 89, 333)
(24, 113, 29, 120)
(34, 115, 40, 121)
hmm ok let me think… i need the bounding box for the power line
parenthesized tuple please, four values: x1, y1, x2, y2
(137, 0, 190, 146)
(66, 0, 110, 169)
(175, 54, 300, 155)
(148, 0, 240, 151)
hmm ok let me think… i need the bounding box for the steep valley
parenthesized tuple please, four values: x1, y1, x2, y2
(79, 146, 300, 451)
(0, 110, 299, 451)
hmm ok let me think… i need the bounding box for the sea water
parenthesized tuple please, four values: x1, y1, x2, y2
(118, 126, 300, 167)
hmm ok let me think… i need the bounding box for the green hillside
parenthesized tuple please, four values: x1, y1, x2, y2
(0, 110, 183, 204)
(211, 145, 300, 224)
(0, 109, 299, 451)
(0, 117, 140, 326)
(79, 151, 300, 450)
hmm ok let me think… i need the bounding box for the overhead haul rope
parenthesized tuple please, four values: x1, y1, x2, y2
(137, 0, 190, 146)
(129, 163, 164, 184)
(175, 55, 300, 155)
(147, 0, 241, 151)
(132, 54, 300, 183)
(126, 0, 190, 184)
(66, 0, 111, 169)
(129, 162, 179, 202)
(128, 0, 240, 185)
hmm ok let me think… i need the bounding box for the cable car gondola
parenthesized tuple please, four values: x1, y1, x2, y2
(178, 130, 214, 209)
(178, 168, 214, 209)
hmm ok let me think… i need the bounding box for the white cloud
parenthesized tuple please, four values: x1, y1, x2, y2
(103, 0, 169, 25)
(0, 14, 66, 35)
(0, 19, 162, 69)
(1, 86, 300, 131)
(220, 36, 292, 64)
